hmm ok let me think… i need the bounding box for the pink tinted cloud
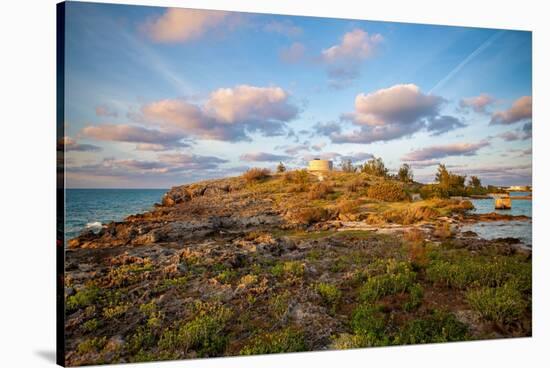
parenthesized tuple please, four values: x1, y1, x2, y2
(490, 96, 532, 125)
(402, 141, 490, 161)
(459, 93, 494, 113)
(142, 8, 228, 43)
(139, 85, 299, 141)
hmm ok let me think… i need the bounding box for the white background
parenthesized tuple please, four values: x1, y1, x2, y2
(1, 0, 549, 367)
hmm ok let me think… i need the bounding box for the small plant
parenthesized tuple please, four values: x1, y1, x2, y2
(288, 207, 330, 225)
(307, 182, 334, 200)
(276, 162, 286, 173)
(82, 318, 100, 332)
(77, 336, 107, 354)
(103, 303, 130, 319)
(366, 182, 406, 202)
(434, 222, 453, 239)
(240, 328, 306, 355)
(126, 326, 156, 354)
(66, 284, 100, 311)
(404, 283, 424, 311)
(243, 168, 271, 182)
(358, 261, 416, 303)
(271, 261, 305, 278)
(466, 283, 528, 324)
(394, 310, 468, 344)
(337, 199, 361, 215)
(158, 304, 232, 356)
(316, 283, 342, 313)
(269, 291, 291, 320)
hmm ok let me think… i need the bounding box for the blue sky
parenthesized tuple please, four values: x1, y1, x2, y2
(63, 2, 532, 188)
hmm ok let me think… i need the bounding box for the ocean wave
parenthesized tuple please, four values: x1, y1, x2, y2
(85, 221, 103, 233)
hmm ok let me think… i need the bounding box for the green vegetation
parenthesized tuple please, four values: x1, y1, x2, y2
(358, 260, 416, 303)
(359, 157, 388, 177)
(316, 283, 342, 313)
(404, 283, 424, 311)
(67, 284, 100, 311)
(397, 163, 414, 183)
(82, 318, 100, 332)
(466, 283, 528, 324)
(240, 328, 306, 355)
(426, 254, 531, 291)
(158, 304, 232, 356)
(394, 310, 469, 344)
(271, 261, 305, 278)
(77, 336, 107, 354)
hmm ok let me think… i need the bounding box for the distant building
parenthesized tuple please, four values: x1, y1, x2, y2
(507, 185, 530, 191)
(308, 158, 333, 172)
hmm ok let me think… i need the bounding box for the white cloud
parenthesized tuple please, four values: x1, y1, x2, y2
(142, 8, 228, 43)
(321, 29, 383, 63)
(402, 141, 490, 161)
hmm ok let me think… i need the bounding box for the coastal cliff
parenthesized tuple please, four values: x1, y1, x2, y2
(65, 171, 532, 365)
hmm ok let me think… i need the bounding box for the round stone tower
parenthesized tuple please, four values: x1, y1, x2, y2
(307, 158, 333, 172)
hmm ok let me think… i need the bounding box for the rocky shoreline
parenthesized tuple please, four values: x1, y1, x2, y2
(65, 173, 532, 365)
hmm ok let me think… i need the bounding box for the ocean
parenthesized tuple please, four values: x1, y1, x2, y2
(64, 189, 533, 247)
(465, 192, 532, 247)
(65, 189, 167, 241)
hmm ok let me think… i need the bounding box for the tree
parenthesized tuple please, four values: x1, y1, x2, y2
(397, 163, 414, 183)
(435, 164, 450, 187)
(341, 159, 356, 173)
(360, 157, 388, 177)
(276, 162, 286, 173)
(468, 175, 481, 188)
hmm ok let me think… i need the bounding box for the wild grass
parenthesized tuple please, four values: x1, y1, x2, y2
(366, 182, 407, 202)
(316, 283, 342, 313)
(358, 260, 416, 303)
(240, 328, 306, 355)
(242, 168, 271, 183)
(466, 283, 528, 324)
(157, 303, 232, 357)
(394, 310, 468, 344)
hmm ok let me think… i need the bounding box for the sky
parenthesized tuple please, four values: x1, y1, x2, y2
(62, 2, 532, 188)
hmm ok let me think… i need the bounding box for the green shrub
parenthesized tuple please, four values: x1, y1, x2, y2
(404, 283, 424, 311)
(103, 303, 130, 319)
(358, 261, 416, 303)
(271, 261, 305, 278)
(316, 283, 342, 313)
(240, 328, 306, 355)
(82, 318, 100, 332)
(77, 336, 107, 354)
(366, 182, 406, 202)
(66, 284, 100, 311)
(426, 256, 531, 291)
(158, 304, 232, 356)
(466, 283, 528, 324)
(395, 310, 468, 344)
(126, 326, 156, 354)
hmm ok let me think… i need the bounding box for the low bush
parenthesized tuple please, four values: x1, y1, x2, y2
(243, 168, 271, 183)
(307, 182, 334, 200)
(337, 199, 362, 215)
(358, 261, 416, 303)
(366, 182, 407, 202)
(426, 255, 531, 291)
(271, 261, 305, 278)
(240, 328, 306, 355)
(158, 304, 232, 356)
(67, 284, 100, 311)
(288, 207, 330, 225)
(77, 336, 107, 354)
(394, 310, 468, 344)
(316, 283, 342, 313)
(404, 283, 424, 311)
(466, 283, 528, 324)
(383, 206, 440, 225)
(433, 222, 453, 239)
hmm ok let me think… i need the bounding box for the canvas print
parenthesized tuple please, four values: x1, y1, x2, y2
(57, 1, 532, 366)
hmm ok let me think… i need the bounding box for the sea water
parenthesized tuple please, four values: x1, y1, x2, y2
(465, 192, 532, 247)
(65, 188, 166, 242)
